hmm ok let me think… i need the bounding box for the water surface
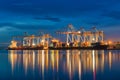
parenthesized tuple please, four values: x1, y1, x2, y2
(0, 50, 120, 80)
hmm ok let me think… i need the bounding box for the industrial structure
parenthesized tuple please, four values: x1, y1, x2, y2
(9, 33, 52, 49)
(8, 24, 107, 50)
(56, 24, 104, 47)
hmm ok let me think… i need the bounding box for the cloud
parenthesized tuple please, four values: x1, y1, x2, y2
(102, 11, 120, 20)
(0, 26, 19, 31)
(85, 21, 101, 26)
(0, 22, 57, 30)
(0, 0, 120, 42)
(33, 16, 61, 22)
(0, 0, 105, 17)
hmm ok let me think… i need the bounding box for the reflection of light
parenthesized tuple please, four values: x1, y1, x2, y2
(109, 51, 112, 70)
(42, 50, 45, 80)
(51, 50, 55, 70)
(56, 50, 59, 72)
(78, 53, 81, 80)
(32, 51, 35, 71)
(92, 50, 96, 80)
(67, 50, 70, 69)
(92, 50, 95, 70)
(45, 50, 49, 70)
(66, 50, 83, 80)
(23, 53, 28, 75)
(22, 50, 36, 75)
(66, 50, 72, 80)
(9, 50, 17, 74)
(8, 49, 116, 80)
(101, 51, 104, 72)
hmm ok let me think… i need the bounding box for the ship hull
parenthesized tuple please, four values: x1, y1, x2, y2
(8, 45, 108, 50)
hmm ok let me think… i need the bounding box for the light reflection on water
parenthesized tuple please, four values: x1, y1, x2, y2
(8, 50, 120, 80)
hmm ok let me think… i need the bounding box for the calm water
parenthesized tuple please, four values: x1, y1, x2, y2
(0, 50, 120, 80)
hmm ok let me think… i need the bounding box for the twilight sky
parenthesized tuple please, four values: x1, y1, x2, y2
(0, 0, 120, 43)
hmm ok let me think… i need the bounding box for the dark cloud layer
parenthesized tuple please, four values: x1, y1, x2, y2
(0, 0, 106, 17)
(33, 16, 61, 22)
(102, 11, 120, 20)
(0, 23, 56, 30)
(0, 0, 120, 41)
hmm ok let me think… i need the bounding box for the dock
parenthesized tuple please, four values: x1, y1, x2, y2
(8, 24, 120, 50)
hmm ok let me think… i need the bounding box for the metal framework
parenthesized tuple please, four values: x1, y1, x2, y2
(56, 24, 104, 46)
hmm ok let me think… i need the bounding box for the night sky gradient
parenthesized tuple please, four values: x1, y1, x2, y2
(0, 0, 120, 43)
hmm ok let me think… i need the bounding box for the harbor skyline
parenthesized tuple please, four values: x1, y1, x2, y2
(0, 0, 120, 80)
(0, 0, 120, 43)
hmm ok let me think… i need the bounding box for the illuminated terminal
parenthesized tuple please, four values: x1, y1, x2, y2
(8, 24, 119, 50)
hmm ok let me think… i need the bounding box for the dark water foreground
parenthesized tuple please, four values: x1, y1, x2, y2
(0, 50, 120, 80)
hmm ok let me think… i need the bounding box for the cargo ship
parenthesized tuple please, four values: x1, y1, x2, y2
(8, 43, 108, 50)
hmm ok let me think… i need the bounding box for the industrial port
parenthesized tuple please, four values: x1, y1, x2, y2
(8, 24, 120, 50)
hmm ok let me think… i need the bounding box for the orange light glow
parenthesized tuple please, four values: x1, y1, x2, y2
(108, 40, 112, 45)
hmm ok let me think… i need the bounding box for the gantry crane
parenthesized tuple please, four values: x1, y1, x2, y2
(56, 24, 104, 47)
(91, 27, 104, 43)
(11, 32, 52, 47)
(56, 24, 79, 44)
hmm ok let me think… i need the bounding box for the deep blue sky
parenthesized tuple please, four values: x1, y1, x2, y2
(0, 0, 120, 43)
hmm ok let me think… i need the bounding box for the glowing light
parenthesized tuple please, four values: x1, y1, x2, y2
(108, 40, 112, 45)
(9, 40, 17, 48)
(78, 31, 81, 33)
(67, 43, 69, 46)
(92, 38, 95, 41)
(41, 40, 45, 42)
(32, 43, 35, 46)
